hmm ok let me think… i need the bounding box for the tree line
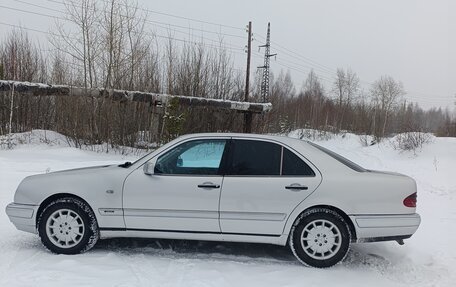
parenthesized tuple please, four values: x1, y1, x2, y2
(0, 0, 455, 150)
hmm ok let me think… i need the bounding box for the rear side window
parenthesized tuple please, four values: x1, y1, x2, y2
(282, 148, 315, 176)
(228, 140, 281, 175)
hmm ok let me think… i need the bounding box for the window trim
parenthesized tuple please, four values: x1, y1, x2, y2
(224, 138, 317, 178)
(142, 136, 320, 178)
(279, 147, 284, 176)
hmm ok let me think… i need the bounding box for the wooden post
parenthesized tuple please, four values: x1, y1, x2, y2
(7, 82, 14, 148)
(243, 21, 253, 133)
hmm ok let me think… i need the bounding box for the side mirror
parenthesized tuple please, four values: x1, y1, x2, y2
(143, 162, 155, 175)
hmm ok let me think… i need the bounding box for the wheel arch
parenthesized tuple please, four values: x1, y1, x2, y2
(36, 193, 96, 227)
(287, 205, 357, 243)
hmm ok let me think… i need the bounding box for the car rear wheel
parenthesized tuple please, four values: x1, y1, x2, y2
(289, 208, 350, 268)
(38, 197, 99, 254)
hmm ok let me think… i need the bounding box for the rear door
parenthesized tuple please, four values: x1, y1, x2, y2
(219, 138, 321, 236)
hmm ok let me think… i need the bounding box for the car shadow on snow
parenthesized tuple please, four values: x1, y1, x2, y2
(94, 238, 298, 265)
(92, 237, 394, 268)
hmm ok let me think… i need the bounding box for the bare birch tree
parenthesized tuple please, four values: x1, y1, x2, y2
(370, 75, 405, 138)
(333, 68, 360, 130)
(51, 0, 99, 88)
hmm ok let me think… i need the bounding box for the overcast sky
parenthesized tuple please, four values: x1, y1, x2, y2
(1, 0, 455, 110)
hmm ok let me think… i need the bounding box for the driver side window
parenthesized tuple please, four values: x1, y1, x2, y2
(154, 139, 227, 175)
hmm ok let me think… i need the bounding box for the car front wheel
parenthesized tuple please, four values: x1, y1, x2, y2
(37, 197, 99, 254)
(289, 208, 350, 268)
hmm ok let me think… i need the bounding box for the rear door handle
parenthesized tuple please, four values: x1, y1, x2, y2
(285, 184, 308, 191)
(198, 182, 220, 189)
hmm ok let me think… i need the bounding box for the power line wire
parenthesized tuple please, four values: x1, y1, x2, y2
(0, 21, 76, 40)
(255, 34, 336, 74)
(0, 5, 245, 53)
(42, 0, 246, 39)
(13, 0, 63, 14)
(6, 1, 245, 50)
(0, 4, 65, 21)
(0, 21, 248, 70)
(47, 0, 245, 31)
(251, 51, 335, 85)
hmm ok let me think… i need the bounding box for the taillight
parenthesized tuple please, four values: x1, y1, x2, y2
(403, 192, 417, 208)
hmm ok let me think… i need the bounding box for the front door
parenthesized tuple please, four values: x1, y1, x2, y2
(123, 138, 228, 232)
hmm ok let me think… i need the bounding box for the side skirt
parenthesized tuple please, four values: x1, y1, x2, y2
(99, 228, 288, 246)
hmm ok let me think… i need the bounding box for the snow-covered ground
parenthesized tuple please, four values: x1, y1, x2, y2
(0, 130, 454, 287)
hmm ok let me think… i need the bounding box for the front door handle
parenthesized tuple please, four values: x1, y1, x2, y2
(285, 184, 308, 191)
(198, 182, 220, 189)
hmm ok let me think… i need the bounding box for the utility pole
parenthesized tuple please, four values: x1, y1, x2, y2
(243, 21, 253, 133)
(7, 82, 14, 149)
(258, 22, 276, 103)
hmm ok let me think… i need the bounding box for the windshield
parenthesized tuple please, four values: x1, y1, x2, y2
(130, 150, 155, 165)
(127, 137, 182, 167)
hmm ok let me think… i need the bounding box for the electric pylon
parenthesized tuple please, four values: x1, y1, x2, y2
(258, 22, 276, 103)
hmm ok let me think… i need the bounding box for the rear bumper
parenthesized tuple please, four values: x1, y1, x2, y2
(5, 203, 39, 234)
(350, 213, 421, 243)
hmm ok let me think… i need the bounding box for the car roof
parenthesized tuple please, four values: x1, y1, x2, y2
(177, 132, 305, 145)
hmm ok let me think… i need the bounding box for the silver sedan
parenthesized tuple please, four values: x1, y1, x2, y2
(6, 133, 421, 268)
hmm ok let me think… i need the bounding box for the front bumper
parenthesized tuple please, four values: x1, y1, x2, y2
(350, 213, 421, 243)
(5, 203, 39, 234)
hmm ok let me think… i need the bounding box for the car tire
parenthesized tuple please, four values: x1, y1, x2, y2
(37, 197, 99, 254)
(289, 208, 350, 268)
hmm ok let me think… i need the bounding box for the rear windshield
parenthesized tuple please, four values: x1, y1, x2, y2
(307, 141, 366, 172)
